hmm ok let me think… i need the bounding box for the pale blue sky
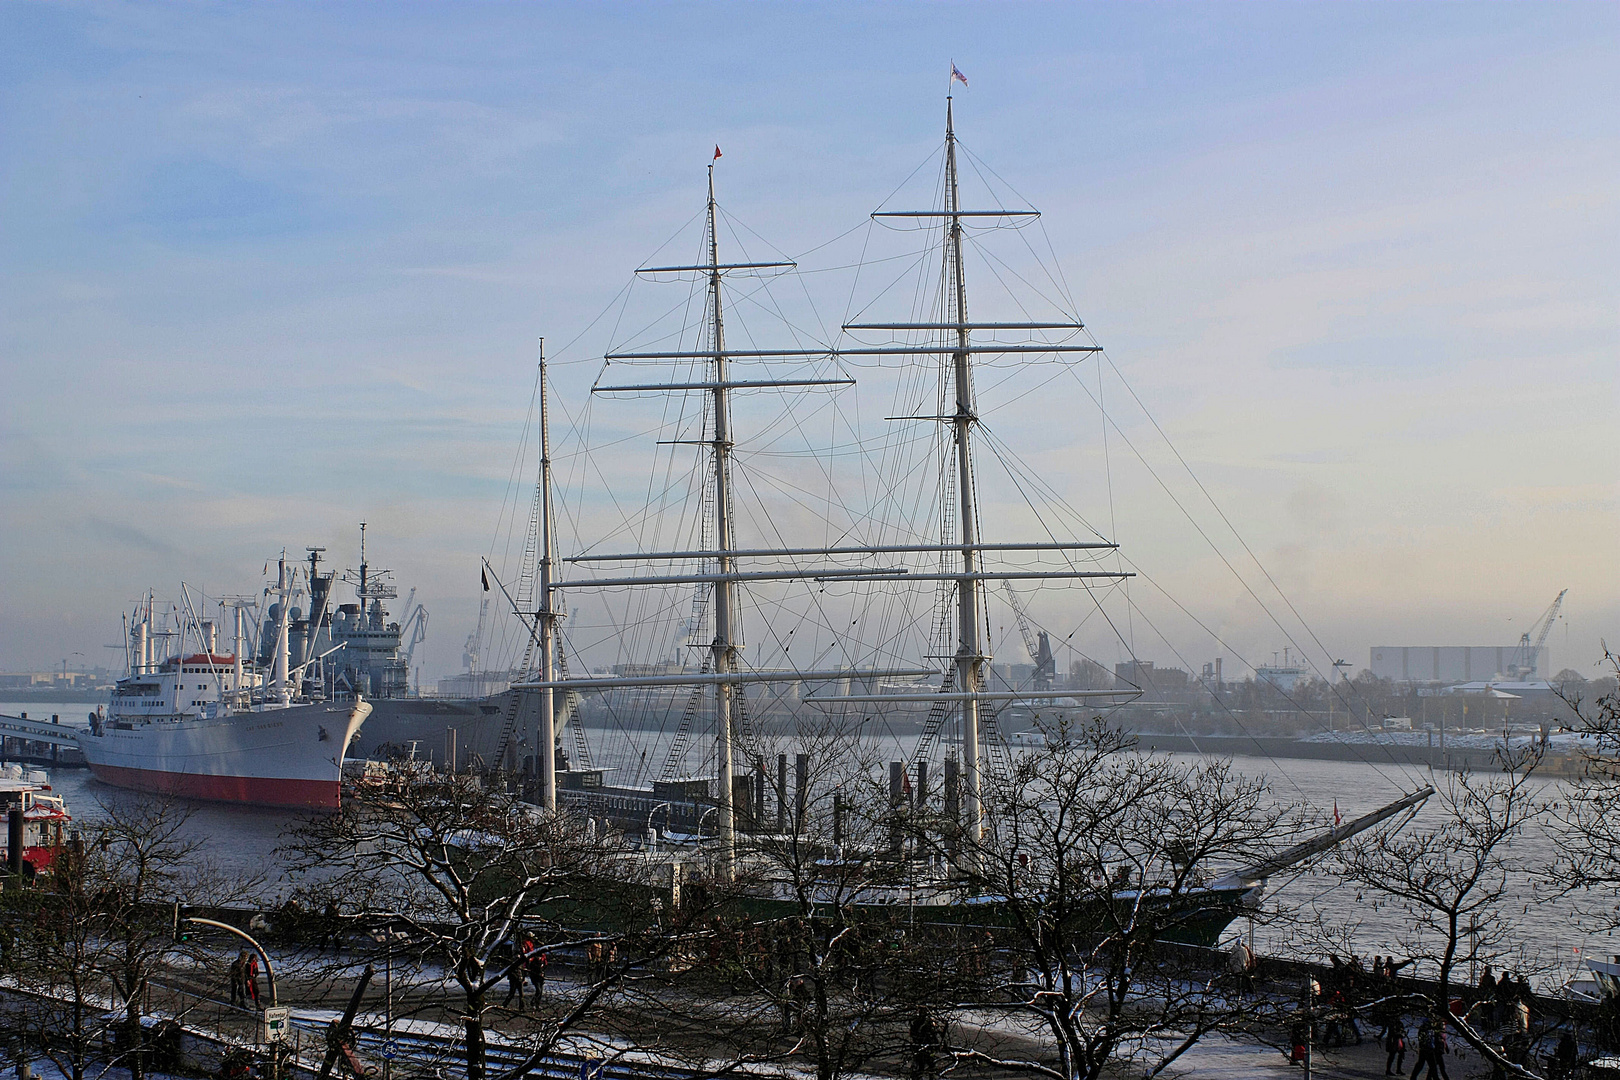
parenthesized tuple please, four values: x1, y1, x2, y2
(2, 2, 1615, 679)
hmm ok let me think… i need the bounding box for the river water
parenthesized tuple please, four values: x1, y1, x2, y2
(7, 702, 1606, 992)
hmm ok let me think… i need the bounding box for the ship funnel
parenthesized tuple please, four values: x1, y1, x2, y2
(133, 619, 149, 675)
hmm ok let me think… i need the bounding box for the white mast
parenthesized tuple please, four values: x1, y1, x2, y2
(837, 91, 1135, 847)
(133, 595, 150, 676)
(944, 94, 986, 841)
(231, 602, 245, 696)
(707, 161, 739, 876)
(517, 154, 959, 872)
(272, 552, 292, 706)
(538, 338, 558, 812)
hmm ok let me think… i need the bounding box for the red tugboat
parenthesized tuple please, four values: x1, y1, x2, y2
(0, 763, 72, 876)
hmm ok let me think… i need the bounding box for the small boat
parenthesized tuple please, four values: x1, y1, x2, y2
(0, 762, 72, 875)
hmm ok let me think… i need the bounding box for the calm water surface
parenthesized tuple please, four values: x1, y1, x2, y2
(8, 704, 1604, 989)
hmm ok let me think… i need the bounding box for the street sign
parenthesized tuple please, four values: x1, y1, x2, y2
(262, 1005, 292, 1044)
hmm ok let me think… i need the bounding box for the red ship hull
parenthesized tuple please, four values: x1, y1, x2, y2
(81, 700, 371, 811)
(83, 763, 341, 810)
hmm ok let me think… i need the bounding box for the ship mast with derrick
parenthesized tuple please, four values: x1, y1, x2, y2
(518, 156, 935, 873)
(514, 95, 1145, 872)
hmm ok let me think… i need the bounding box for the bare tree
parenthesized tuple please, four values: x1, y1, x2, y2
(1553, 652, 1620, 925)
(2, 838, 113, 1080)
(0, 797, 225, 1080)
(1546, 650, 1620, 1064)
(284, 765, 715, 1080)
(1335, 752, 1547, 1076)
(921, 719, 1294, 1080)
(661, 731, 971, 1080)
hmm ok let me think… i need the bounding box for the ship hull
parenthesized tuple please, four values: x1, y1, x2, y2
(349, 695, 506, 765)
(79, 700, 371, 810)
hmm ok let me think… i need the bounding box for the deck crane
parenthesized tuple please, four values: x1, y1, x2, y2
(1002, 582, 1056, 691)
(1514, 589, 1567, 680)
(397, 588, 429, 669)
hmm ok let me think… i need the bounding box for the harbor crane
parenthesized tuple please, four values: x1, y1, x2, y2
(1513, 588, 1567, 680)
(397, 587, 429, 668)
(1002, 582, 1056, 691)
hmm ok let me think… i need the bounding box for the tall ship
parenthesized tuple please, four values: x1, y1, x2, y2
(81, 554, 371, 810)
(488, 90, 1433, 943)
(510, 97, 1141, 838)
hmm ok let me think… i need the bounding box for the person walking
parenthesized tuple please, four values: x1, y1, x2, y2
(586, 939, 603, 983)
(1411, 1017, 1451, 1080)
(1409, 1017, 1434, 1079)
(228, 953, 245, 1007)
(502, 946, 526, 1012)
(1429, 1020, 1452, 1080)
(1382, 1015, 1408, 1076)
(1494, 972, 1516, 1028)
(908, 1007, 941, 1080)
(242, 951, 261, 1010)
(320, 899, 341, 954)
(527, 947, 548, 1001)
(780, 975, 804, 1033)
(1229, 938, 1255, 993)
(1549, 1030, 1578, 1080)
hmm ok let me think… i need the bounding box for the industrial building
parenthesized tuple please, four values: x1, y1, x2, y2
(1371, 591, 1566, 685)
(1370, 645, 1549, 684)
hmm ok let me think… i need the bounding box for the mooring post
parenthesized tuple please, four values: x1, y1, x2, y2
(7, 808, 24, 876)
(754, 758, 767, 829)
(889, 761, 903, 856)
(776, 753, 788, 834)
(794, 753, 808, 832)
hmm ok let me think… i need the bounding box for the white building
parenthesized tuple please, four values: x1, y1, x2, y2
(1369, 645, 1547, 683)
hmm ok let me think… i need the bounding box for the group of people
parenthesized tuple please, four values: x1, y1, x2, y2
(1324, 952, 1412, 987)
(1379, 1014, 1451, 1078)
(1314, 953, 1412, 1049)
(1476, 965, 1534, 1030)
(500, 935, 549, 1013)
(1370, 954, 1415, 981)
(227, 949, 262, 1010)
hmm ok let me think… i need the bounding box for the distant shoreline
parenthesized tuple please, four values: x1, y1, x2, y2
(1127, 731, 1586, 775)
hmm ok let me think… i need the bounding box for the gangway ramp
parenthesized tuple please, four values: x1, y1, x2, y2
(0, 713, 84, 749)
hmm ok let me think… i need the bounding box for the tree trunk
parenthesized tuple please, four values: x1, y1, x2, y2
(72, 993, 86, 1080)
(125, 1008, 145, 1080)
(464, 997, 487, 1080)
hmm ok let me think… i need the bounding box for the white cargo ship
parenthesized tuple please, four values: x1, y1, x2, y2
(81, 553, 370, 810)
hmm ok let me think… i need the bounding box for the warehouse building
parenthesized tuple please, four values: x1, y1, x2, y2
(1369, 645, 1547, 684)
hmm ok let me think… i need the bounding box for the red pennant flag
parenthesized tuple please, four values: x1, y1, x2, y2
(713, 145, 722, 161)
(1333, 801, 1342, 828)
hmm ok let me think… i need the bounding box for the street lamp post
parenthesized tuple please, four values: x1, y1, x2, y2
(645, 802, 672, 850)
(368, 923, 403, 1080)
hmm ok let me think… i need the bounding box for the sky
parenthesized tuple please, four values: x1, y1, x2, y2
(2, 2, 1616, 684)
